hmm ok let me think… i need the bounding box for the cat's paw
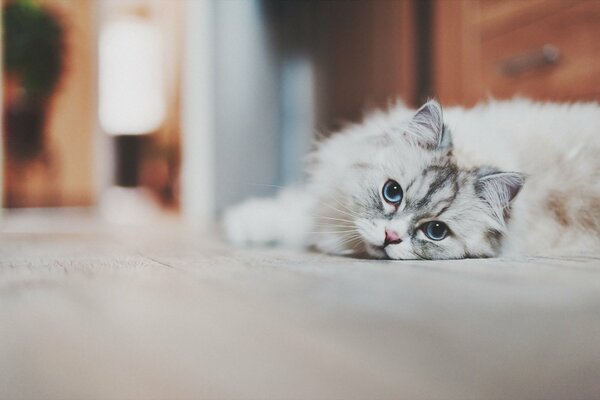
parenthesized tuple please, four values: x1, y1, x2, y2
(223, 198, 280, 246)
(223, 190, 312, 248)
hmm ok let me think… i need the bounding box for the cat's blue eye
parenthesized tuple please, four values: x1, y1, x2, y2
(422, 221, 449, 241)
(382, 179, 403, 205)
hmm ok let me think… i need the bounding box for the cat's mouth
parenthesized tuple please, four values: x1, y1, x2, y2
(365, 242, 423, 260)
(364, 243, 390, 259)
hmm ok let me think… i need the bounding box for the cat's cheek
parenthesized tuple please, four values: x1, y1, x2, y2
(355, 219, 386, 248)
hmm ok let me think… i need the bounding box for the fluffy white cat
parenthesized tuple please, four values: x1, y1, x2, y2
(224, 99, 600, 259)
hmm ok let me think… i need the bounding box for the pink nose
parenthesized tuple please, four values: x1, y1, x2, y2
(384, 229, 402, 246)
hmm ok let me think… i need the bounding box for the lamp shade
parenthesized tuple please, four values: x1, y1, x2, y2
(99, 18, 165, 135)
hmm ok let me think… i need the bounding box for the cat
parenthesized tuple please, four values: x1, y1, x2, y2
(224, 99, 600, 260)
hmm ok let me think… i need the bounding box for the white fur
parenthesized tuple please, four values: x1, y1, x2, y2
(224, 99, 600, 259)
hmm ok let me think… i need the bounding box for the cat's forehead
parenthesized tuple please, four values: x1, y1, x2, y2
(403, 162, 463, 217)
(347, 133, 460, 194)
(375, 143, 452, 181)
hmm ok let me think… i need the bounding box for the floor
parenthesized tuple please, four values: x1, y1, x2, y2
(1, 209, 600, 399)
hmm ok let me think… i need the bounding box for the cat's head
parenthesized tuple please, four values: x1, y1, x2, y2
(317, 100, 525, 260)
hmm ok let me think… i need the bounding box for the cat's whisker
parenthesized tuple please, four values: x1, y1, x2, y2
(312, 222, 358, 228)
(338, 236, 363, 247)
(308, 230, 360, 234)
(318, 201, 361, 219)
(336, 231, 361, 239)
(314, 215, 355, 223)
(313, 227, 357, 231)
(349, 238, 364, 251)
(320, 208, 356, 221)
(332, 197, 361, 217)
(246, 183, 286, 189)
(335, 230, 362, 241)
(314, 224, 356, 230)
(312, 218, 355, 224)
(332, 235, 364, 254)
(318, 223, 366, 253)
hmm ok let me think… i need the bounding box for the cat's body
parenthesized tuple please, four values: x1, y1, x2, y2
(225, 99, 600, 259)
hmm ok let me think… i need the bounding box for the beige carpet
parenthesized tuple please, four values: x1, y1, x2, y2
(1, 209, 599, 399)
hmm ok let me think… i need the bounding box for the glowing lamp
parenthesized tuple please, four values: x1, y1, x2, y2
(99, 18, 165, 135)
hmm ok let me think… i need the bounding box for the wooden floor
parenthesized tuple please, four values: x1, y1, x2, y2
(1, 209, 600, 399)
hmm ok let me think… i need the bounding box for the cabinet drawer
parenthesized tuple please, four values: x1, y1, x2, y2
(478, 0, 575, 39)
(481, 1, 600, 101)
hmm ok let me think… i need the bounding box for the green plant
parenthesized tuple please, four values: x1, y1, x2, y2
(4, 0, 64, 99)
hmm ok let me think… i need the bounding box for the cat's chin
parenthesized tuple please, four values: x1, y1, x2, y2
(364, 244, 388, 259)
(364, 243, 423, 260)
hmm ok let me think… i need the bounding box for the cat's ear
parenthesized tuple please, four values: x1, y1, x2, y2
(475, 168, 526, 213)
(405, 99, 452, 150)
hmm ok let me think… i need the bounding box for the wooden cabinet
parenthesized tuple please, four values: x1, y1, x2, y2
(433, 0, 600, 105)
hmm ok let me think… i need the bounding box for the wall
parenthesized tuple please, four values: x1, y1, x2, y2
(213, 0, 282, 212)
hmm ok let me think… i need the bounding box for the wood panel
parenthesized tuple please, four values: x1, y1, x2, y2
(482, 1, 600, 101)
(433, 0, 483, 106)
(433, 0, 600, 105)
(478, 0, 577, 39)
(4, 0, 95, 207)
(45, 0, 95, 206)
(309, 0, 418, 132)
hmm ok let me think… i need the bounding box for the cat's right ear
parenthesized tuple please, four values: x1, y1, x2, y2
(405, 99, 452, 151)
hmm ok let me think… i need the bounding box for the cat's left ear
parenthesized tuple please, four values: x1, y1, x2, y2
(406, 99, 452, 150)
(475, 168, 526, 212)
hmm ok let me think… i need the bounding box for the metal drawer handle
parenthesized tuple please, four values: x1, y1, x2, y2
(499, 44, 560, 76)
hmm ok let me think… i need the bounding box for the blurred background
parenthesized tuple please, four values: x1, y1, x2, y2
(2, 0, 599, 225)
